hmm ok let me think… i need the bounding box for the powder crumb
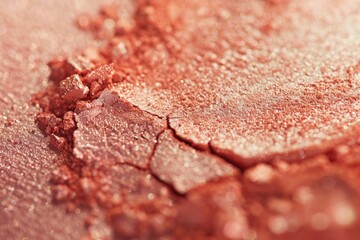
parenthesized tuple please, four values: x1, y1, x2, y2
(59, 74, 89, 101)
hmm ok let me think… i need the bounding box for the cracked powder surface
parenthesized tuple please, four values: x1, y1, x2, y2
(2, 0, 360, 239)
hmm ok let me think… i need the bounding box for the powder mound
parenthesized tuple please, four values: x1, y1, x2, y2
(108, 0, 360, 167)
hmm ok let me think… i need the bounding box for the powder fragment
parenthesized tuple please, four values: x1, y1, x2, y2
(65, 56, 95, 76)
(150, 130, 238, 193)
(62, 111, 76, 131)
(49, 134, 67, 150)
(73, 90, 166, 168)
(59, 74, 89, 101)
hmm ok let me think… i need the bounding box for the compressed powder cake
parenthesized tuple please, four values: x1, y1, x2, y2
(1, 0, 360, 239)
